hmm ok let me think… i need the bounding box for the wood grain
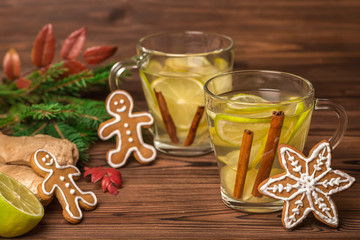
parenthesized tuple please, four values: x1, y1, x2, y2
(0, 0, 359, 239)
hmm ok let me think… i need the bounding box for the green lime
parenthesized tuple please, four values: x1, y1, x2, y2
(140, 70, 157, 108)
(288, 108, 312, 143)
(225, 93, 280, 117)
(214, 114, 271, 146)
(280, 102, 311, 143)
(0, 171, 44, 238)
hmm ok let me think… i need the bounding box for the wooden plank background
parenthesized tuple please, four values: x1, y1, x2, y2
(0, 0, 359, 239)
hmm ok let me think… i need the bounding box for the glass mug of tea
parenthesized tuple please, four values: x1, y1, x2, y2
(109, 31, 234, 156)
(204, 70, 348, 213)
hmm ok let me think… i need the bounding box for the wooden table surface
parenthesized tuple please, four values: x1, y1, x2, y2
(1, 0, 359, 239)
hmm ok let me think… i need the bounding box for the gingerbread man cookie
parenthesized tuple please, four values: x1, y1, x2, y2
(258, 140, 355, 229)
(30, 149, 97, 224)
(98, 90, 157, 168)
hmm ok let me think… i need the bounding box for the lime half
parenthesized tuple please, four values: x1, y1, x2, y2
(0, 171, 44, 238)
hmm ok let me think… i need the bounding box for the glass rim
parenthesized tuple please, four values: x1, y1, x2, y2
(137, 31, 234, 57)
(204, 70, 315, 105)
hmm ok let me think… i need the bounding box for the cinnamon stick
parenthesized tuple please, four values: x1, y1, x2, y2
(251, 111, 285, 197)
(233, 129, 254, 199)
(184, 106, 205, 146)
(154, 90, 178, 144)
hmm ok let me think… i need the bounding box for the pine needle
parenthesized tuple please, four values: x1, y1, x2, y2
(0, 62, 122, 163)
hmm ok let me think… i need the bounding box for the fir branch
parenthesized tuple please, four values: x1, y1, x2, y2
(52, 121, 98, 162)
(39, 67, 111, 97)
(41, 71, 92, 96)
(0, 83, 26, 97)
(0, 84, 27, 107)
(0, 115, 18, 129)
(27, 62, 67, 94)
(0, 62, 126, 163)
(0, 25, 123, 164)
(12, 121, 49, 137)
(52, 121, 66, 139)
(31, 122, 49, 136)
(21, 103, 79, 121)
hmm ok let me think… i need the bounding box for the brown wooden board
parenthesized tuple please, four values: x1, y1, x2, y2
(0, 0, 359, 238)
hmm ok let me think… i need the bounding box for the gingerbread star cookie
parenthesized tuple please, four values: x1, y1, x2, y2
(30, 149, 97, 224)
(258, 140, 355, 229)
(98, 90, 157, 168)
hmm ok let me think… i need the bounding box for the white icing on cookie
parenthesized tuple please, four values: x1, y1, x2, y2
(60, 176, 65, 181)
(33, 149, 97, 220)
(259, 141, 355, 229)
(98, 90, 157, 168)
(44, 157, 54, 166)
(116, 106, 126, 113)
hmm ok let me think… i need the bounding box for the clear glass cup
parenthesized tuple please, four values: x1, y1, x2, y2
(109, 31, 234, 156)
(204, 70, 348, 213)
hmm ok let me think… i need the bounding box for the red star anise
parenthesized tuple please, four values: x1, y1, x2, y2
(84, 166, 122, 195)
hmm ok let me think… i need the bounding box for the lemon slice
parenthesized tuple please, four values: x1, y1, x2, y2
(0, 171, 44, 238)
(221, 166, 284, 202)
(164, 57, 211, 71)
(225, 93, 280, 115)
(159, 70, 200, 78)
(226, 94, 305, 116)
(164, 57, 228, 84)
(230, 93, 268, 103)
(214, 114, 271, 146)
(151, 77, 205, 129)
(221, 166, 259, 201)
(214, 57, 228, 70)
(217, 134, 267, 170)
(145, 59, 163, 73)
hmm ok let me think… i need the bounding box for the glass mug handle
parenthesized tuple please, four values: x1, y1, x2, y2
(108, 59, 138, 91)
(314, 98, 348, 149)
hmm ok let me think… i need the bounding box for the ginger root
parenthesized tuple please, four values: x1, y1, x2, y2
(0, 132, 79, 197)
(0, 132, 79, 166)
